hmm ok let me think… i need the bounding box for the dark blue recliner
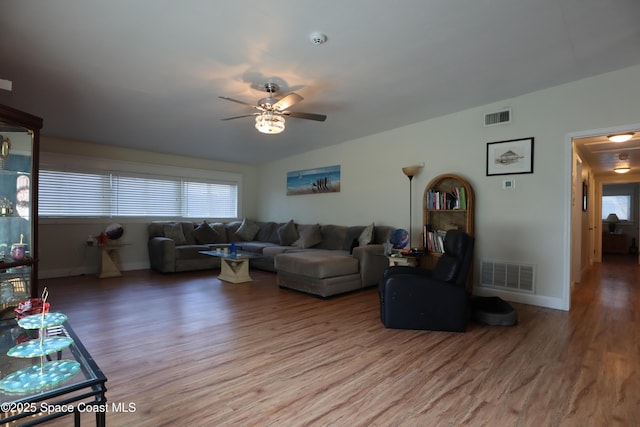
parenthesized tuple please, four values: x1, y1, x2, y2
(379, 230, 474, 332)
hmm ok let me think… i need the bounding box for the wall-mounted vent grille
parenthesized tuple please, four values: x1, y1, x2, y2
(480, 260, 535, 293)
(484, 109, 511, 126)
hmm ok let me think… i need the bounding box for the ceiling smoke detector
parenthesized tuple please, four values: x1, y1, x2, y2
(309, 32, 327, 46)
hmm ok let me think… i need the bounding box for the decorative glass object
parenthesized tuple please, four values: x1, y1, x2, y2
(0, 288, 79, 393)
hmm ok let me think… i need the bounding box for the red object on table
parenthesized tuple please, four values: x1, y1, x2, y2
(14, 298, 50, 319)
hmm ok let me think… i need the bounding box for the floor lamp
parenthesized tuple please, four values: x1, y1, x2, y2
(402, 164, 423, 248)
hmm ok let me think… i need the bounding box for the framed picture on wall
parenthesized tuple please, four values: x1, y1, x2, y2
(486, 137, 534, 176)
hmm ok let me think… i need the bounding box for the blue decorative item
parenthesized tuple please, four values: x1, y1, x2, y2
(229, 243, 237, 256)
(389, 229, 410, 249)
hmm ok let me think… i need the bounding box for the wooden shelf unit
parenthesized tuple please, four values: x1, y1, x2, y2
(421, 174, 475, 291)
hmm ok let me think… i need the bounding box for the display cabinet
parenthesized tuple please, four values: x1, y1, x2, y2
(421, 173, 474, 290)
(0, 105, 43, 315)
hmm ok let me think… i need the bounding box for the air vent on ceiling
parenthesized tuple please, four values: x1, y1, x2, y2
(484, 108, 511, 127)
(480, 260, 535, 293)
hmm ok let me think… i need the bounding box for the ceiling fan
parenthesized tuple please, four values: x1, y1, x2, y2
(219, 83, 327, 134)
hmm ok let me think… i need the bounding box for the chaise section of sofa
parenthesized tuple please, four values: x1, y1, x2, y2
(274, 223, 394, 297)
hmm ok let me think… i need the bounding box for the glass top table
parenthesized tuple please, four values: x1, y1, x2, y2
(0, 317, 107, 426)
(199, 250, 263, 283)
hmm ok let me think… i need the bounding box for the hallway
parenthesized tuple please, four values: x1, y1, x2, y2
(566, 254, 640, 424)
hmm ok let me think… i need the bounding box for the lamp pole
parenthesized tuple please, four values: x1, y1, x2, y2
(402, 165, 423, 249)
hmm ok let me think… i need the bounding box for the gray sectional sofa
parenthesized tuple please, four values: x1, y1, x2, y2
(148, 219, 394, 297)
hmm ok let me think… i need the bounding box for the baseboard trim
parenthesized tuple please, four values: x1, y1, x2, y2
(473, 287, 567, 311)
(41, 261, 150, 279)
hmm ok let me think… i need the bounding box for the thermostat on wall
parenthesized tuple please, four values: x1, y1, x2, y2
(502, 179, 515, 189)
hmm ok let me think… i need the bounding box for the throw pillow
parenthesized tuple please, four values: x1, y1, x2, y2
(236, 218, 260, 241)
(292, 224, 323, 248)
(358, 222, 375, 246)
(163, 222, 187, 245)
(278, 220, 299, 246)
(192, 221, 219, 244)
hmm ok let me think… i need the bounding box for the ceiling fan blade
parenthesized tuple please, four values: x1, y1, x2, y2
(273, 93, 303, 111)
(219, 96, 261, 109)
(221, 113, 260, 121)
(284, 111, 327, 122)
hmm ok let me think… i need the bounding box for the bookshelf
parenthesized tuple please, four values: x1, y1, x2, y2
(421, 174, 474, 284)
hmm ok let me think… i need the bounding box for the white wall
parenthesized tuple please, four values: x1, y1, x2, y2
(38, 137, 259, 278)
(257, 64, 640, 310)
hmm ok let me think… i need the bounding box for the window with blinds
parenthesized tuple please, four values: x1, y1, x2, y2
(39, 169, 238, 218)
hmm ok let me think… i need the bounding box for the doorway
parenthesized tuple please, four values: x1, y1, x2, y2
(571, 125, 640, 289)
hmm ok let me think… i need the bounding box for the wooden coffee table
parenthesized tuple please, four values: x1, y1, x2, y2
(199, 250, 263, 283)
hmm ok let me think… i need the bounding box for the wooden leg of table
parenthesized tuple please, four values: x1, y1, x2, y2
(218, 258, 252, 283)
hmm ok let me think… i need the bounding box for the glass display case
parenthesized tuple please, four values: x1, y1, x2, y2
(0, 104, 43, 315)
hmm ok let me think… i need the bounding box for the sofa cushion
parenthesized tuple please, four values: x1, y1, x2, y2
(275, 252, 358, 279)
(358, 222, 375, 246)
(209, 222, 228, 244)
(342, 226, 365, 251)
(193, 221, 219, 244)
(175, 244, 211, 260)
(163, 222, 187, 245)
(316, 225, 348, 250)
(292, 224, 323, 249)
(278, 220, 299, 246)
(241, 241, 278, 254)
(182, 222, 196, 245)
(263, 246, 299, 257)
(255, 222, 277, 242)
(236, 218, 260, 241)
(225, 221, 243, 242)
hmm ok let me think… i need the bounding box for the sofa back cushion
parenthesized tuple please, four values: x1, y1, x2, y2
(277, 220, 299, 246)
(209, 222, 228, 244)
(236, 218, 260, 241)
(292, 224, 323, 248)
(192, 221, 219, 244)
(149, 221, 195, 245)
(372, 226, 394, 244)
(224, 221, 243, 242)
(315, 225, 348, 250)
(255, 222, 277, 242)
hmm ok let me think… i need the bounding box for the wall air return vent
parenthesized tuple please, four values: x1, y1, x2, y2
(484, 109, 511, 126)
(480, 260, 535, 293)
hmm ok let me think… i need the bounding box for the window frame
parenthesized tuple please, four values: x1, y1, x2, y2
(601, 194, 632, 222)
(38, 153, 243, 224)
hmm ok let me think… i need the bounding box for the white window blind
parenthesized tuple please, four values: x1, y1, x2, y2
(111, 174, 182, 217)
(39, 170, 111, 216)
(39, 169, 238, 218)
(183, 181, 237, 218)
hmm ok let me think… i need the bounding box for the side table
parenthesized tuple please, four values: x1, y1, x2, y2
(386, 254, 418, 267)
(90, 244, 127, 278)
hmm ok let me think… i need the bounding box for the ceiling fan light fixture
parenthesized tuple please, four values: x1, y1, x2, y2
(614, 166, 630, 174)
(607, 133, 635, 143)
(255, 113, 285, 134)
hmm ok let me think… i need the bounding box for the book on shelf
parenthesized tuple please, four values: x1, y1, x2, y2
(426, 186, 466, 210)
(424, 227, 447, 253)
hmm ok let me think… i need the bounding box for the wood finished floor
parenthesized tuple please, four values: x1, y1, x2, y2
(39, 256, 639, 427)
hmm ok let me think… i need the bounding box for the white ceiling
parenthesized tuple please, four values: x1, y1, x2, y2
(2, 0, 640, 165)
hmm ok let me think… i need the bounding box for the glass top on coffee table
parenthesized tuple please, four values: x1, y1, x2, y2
(199, 249, 263, 260)
(199, 250, 263, 283)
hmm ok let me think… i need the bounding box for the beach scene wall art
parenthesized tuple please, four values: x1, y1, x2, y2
(287, 165, 341, 195)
